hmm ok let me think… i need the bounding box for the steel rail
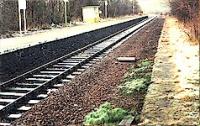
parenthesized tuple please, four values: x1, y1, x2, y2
(0, 16, 155, 125)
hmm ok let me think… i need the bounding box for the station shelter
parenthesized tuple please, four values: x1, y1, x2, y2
(82, 6, 100, 23)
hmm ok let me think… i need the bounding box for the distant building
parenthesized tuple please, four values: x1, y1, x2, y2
(82, 6, 100, 23)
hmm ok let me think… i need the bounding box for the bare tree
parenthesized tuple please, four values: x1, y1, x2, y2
(0, 1, 3, 32)
(133, 0, 142, 14)
(0, 0, 138, 34)
(170, 0, 200, 42)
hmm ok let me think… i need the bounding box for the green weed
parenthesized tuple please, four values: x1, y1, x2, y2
(119, 78, 149, 95)
(119, 59, 153, 95)
(83, 102, 132, 125)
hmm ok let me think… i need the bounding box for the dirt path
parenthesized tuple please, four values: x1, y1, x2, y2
(13, 18, 164, 126)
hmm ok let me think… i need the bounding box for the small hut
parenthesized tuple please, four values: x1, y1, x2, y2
(82, 6, 100, 23)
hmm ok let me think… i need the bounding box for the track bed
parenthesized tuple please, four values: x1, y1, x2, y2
(0, 17, 154, 125)
(12, 18, 164, 126)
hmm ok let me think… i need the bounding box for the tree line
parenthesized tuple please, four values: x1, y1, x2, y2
(170, 0, 200, 42)
(0, 0, 141, 33)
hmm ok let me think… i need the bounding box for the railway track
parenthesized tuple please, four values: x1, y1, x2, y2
(0, 17, 155, 125)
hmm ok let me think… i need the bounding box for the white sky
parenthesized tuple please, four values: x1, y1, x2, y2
(137, 0, 170, 14)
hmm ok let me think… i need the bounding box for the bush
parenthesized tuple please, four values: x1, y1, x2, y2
(170, 0, 200, 42)
(84, 102, 132, 125)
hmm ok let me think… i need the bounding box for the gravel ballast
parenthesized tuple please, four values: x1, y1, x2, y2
(13, 18, 164, 126)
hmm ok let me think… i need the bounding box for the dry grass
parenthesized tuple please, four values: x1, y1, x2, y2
(170, 0, 200, 43)
(184, 18, 200, 44)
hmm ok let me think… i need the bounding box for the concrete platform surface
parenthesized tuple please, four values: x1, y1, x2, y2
(0, 16, 137, 54)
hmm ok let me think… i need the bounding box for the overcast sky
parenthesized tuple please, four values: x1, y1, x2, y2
(137, 0, 170, 14)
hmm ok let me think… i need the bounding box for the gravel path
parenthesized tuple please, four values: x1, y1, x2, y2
(13, 18, 164, 126)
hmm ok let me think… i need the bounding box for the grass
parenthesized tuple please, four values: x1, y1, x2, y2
(83, 102, 133, 125)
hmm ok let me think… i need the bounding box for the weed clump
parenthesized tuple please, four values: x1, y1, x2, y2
(119, 78, 148, 95)
(119, 59, 153, 95)
(84, 102, 132, 125)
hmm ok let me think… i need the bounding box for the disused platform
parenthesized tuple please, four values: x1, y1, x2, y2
(140, 17, 199, 125)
